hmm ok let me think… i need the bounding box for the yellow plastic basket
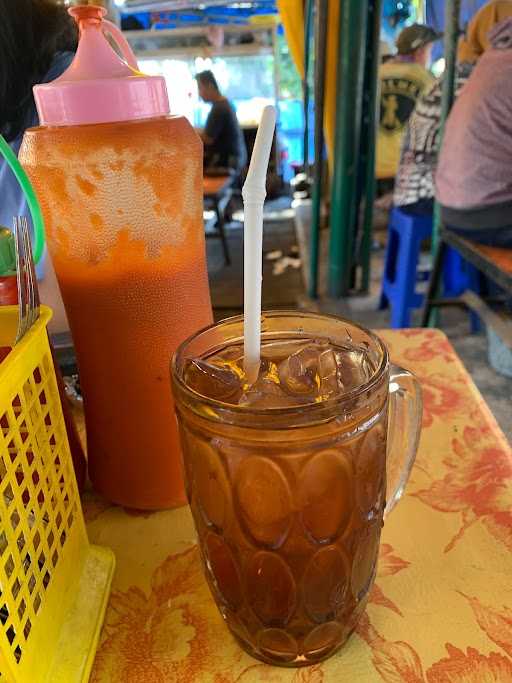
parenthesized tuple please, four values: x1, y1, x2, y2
(0, 306, 114, 683)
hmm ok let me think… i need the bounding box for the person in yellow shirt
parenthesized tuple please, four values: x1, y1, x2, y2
(376, 24, 441, 183)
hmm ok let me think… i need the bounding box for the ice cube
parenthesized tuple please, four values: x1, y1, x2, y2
(185, 359, 242, 403)
(238, 382, 300, 408)
(278, 344, 321, 399)
(318, 348, 342, 399)
(260, 339, 310, 363)
(208, 344, 245, 366)
(337, 348, 373, 392)
(239, 360, 299, 408)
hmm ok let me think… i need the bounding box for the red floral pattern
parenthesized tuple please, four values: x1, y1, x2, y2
(358, 607, 512, 683)
(402, 336, 456, 365)
(357, 613, 425, 682)
(413, 411, 512, 552)
(90, 545, 250, 683)
(234, 665, 324, 682)
(462, 594, 512, 659)
(369, 544, 411, 616)
(392, 329, 438, 341)
(427, 646, 512, 682)
(418, 374, 470, 429)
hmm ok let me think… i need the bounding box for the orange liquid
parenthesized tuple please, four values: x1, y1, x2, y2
(21, 117, 213, 508)
(179, 384, 387, 666)
(176, 339, 388, 665)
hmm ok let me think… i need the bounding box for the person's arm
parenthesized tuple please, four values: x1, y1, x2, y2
(199, 129, 214, 146)
(202, 103, 225, 147)
(424, 69, 436, 91)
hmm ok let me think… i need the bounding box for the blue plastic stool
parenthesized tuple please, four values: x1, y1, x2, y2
(442, 246, 482, 332)
(443, 246, 479, 295)
(379, 208, 482, 329)
(379, 208, 433, 328)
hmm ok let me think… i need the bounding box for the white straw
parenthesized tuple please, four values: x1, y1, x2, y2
(243, 105, 277, 384)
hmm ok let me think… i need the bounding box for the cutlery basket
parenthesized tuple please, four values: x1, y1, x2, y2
(0, 305, 114, 682)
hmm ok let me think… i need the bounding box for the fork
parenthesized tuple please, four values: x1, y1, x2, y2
(14, 216, 40, 344)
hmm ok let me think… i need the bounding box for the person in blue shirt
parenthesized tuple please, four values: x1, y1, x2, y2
(0, 0, 77, 230)
(196, 70, 247, 175)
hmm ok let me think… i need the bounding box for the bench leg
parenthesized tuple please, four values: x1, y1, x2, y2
(379, 290, 389, 311)
(421, 240, 447, 327)
(468, 267, 482, 333)
(215, 202, 231, 267)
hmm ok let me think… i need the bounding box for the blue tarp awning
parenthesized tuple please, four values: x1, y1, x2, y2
(426, 0, 489, 59)
(427, 0, 488, 32)
(121, 1, 278, 29)
(124, 1, 492, 51)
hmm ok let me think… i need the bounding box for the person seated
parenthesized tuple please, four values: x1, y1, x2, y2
(196, 70, 247, 176)
(436, 16, 512, 248)
(0, 0, 76, 228)
(458, 0, 512, 63)
(376, 23, 441, 186)
(394, 1, 512, 217)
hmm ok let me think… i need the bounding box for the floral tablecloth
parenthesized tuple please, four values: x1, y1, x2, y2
(83, 329, 512, 682)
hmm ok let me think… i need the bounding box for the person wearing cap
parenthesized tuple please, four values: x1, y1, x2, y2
(376, 23, 441, 183)
(436, 14, 512, 247)
(394, 1, 512, 216)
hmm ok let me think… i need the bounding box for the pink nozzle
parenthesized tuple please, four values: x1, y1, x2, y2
(34, 4, 169, 127)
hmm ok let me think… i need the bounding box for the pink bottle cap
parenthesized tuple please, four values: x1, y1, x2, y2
(34, 5, 170, 127)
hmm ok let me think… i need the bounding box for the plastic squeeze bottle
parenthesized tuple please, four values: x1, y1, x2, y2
(20, 5, 213, 509)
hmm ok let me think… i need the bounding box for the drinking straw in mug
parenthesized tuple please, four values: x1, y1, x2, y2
(243, 105, 277, 384)
(0, 134, 45, 265)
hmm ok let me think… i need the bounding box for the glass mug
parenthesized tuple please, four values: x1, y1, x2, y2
(171, 312, 422, 666)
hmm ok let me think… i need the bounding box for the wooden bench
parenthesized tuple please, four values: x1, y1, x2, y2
(421, 229, 512, 346)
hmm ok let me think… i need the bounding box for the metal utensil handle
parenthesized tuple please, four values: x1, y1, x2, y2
(13, 216, 40, 344)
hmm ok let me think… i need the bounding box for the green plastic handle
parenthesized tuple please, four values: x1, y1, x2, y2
(0, 134, 45, 265)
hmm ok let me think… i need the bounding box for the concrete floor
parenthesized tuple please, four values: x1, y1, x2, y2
(207, 208, 512, 442)
(315, 258, 512, 444)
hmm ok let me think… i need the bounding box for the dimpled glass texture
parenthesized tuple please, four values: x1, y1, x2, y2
(173, 313, 390, 667)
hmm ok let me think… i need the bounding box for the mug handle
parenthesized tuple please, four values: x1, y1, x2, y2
(384, 365, 423, 517)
